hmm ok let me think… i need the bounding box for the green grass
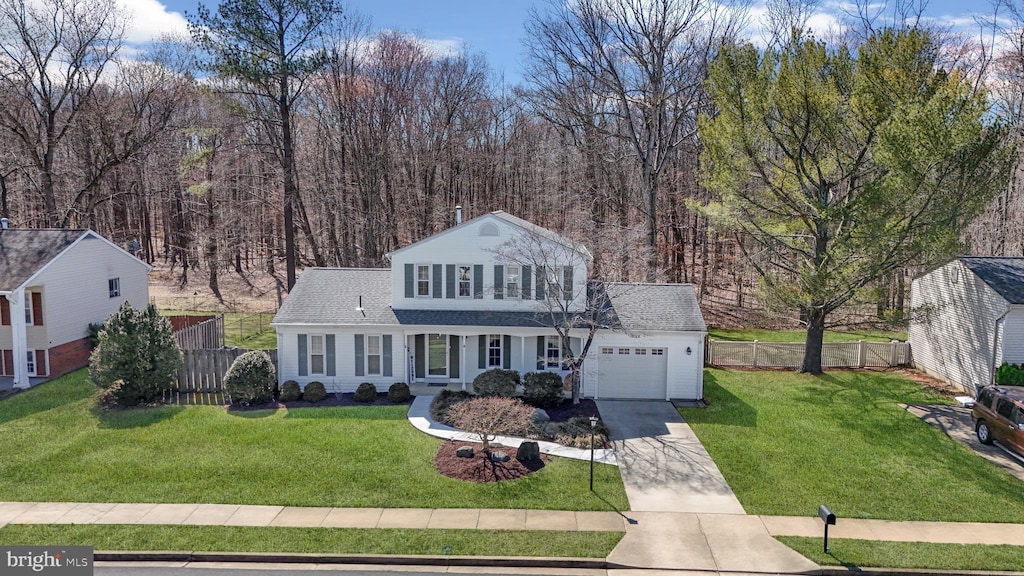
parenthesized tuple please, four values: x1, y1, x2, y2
(0, 371, 628, 511)
(678, 369, 1024, 522)
(707, 328, 906, 342)
(160, 310, 276, 349)
(0, 524, 622, 557)
(778, 537, 1024, 572)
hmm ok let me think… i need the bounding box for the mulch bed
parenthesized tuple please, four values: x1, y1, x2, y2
(434, 440, 547, 483)
(545, 398, 600, 421)
(224, 392, 413, 411)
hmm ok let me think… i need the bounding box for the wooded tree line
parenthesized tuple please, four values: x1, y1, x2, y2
(1, 0, 1022, 337)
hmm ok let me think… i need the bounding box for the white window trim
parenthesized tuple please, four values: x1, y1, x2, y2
(546, 335, 562, 369)
(309, 334, 326, 376)
(488, 334, 502, 367)
(365, 334, 382, 376)
(109, 277, 120, 298)
(26, 350, 36, 376)
(457, 264, 473, 298)
(416, 264, 431, 297)
(504, 265, 520, 299)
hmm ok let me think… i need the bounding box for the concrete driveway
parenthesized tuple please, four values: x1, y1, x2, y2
(597, 399, 745, 514)
(905, 404, 1024, 482)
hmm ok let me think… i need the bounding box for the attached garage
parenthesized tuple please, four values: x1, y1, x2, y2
(595, 346, 668, 399)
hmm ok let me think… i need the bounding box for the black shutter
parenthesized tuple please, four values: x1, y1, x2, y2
(536, 336, 545, 369)
(326, 334, 336, 376)
(449, 336, 460, 379)
(563, 267, 573, 301)
(521, 266, 531, 299)
(478, 335, 486, 369)
(536, 266, 546, 300)
(298, 334, 308, 376)
(404, 264, 414, 298)
(383, 335, 393, 377)
(473, 264, 484, 298)
(354, 334, 364, 377)
(446, 265, 456, 299)
(503, 335, 511, 370)
(415, 334, 425, 379)
(494, 265, 504, 299)
(432, 264, 442, 298)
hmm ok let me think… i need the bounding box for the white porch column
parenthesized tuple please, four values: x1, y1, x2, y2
(460, 335, 466, 391)
(520, 336, 526, 374)
(9, 289, 28, 389)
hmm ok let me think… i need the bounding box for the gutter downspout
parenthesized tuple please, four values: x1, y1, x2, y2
(990, 305, 1013, 391)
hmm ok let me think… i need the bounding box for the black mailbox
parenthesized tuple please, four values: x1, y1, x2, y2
(818, 505, 836, 525)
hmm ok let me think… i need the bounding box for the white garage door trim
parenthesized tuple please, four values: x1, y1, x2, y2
(595, 346, 668, 399)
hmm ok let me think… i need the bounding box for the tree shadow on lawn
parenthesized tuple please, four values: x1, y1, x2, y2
(90, 404, 184, 429)
(281, 405, 408, 421)
(685, 372, 757, 428)
(0, 376, 94, 426)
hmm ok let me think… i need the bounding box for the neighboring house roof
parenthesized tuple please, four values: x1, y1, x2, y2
(272, 268, 706, 333)
(0, 229, 90, 292)
(960, 257, 1024, 305)
(386, 211, 593, 261)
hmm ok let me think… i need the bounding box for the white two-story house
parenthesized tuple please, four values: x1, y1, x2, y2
(271, 211, 707, 400)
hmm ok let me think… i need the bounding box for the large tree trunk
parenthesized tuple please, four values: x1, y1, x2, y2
(801, 307, 827, 374)
(280, 90, 298, 291)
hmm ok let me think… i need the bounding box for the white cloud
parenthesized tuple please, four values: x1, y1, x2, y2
(120, 0, 190, 43)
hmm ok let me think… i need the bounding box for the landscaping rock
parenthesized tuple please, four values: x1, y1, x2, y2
(456, 445, 475, 458)
(543, 422, 560, 438)
(489, 450, 510, 462)
(532, 408, 551, 426)
(517, 441, 541, 461)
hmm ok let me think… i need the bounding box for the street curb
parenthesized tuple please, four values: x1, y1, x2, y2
(95, 550, 613, 570)
(821, 568, 1024, 576)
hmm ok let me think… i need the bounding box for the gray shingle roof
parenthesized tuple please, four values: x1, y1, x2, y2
(0, 229, 88, 291)
(272, 268, 706, 333)
(961, 257, 1024, 304)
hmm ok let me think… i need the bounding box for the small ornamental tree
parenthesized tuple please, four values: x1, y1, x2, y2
(223, 350, 277, 406)
(447, 396, 535, 454)
(89, 303, 182, 406)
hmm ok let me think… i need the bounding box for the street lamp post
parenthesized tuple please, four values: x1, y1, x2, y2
(589, 415, 598, 491)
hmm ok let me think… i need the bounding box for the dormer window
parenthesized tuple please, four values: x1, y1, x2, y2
(457, 265, 472, 297)
(506, 265, 520, 298)
(416, 265, 431, 297)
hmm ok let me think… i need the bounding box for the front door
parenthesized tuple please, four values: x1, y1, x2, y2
(427, 333, 448, 379)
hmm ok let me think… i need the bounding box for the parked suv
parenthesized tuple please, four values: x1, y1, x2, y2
(972, 385, 1024, 456)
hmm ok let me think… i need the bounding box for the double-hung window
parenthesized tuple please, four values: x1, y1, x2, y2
(416, 265, 431, 297)
(488, 335, 502, 367)
(457, 265, 472, 297)
(366, 335, 382, 375)
(108, 278, 120, 298)
(309, 335, 325, 375)
(24, 295, 32, 324)
(505, 265, 520, 298)
(546, 336, 562, 368)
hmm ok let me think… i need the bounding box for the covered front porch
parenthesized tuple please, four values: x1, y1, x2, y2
(402, 330, 581, 390)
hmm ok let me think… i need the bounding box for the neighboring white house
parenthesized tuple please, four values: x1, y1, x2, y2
(908, 257, 1024, 393)
(0, 227, 151, 388)
(272, 211, 708, 400)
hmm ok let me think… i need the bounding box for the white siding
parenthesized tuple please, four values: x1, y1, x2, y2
(276, 326, 405, 392)
(908, 260, 1009, 393)
(389, 215, 589, 313)
(30, 235, 150, 348)
(585, 332, 704, 400)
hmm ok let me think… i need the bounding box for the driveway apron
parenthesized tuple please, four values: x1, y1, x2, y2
(597, 399, 745, 514)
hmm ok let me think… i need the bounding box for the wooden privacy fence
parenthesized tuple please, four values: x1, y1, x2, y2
(706, 339, 911, 369)
(174, 348, 278, 393)
(173, 315, 224, 350)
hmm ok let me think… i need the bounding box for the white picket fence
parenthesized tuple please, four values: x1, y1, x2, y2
(707, 339, 910, 369)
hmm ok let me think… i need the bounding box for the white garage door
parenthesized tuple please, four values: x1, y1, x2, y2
(595, 346, 668, 399)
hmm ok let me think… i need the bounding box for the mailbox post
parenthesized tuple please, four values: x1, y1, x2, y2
(818, 505, 836, 553)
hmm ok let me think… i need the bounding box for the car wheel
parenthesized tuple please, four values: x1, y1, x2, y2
(976, 420, 994, 445)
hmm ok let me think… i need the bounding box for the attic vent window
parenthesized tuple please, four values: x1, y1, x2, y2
(952, 268, 959, 284)
(479, 223, 500, 237)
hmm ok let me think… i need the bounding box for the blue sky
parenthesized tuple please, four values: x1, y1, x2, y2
(132, 0, 993, 84)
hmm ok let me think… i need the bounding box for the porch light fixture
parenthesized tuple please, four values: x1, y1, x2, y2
(686, 346, 692, 355)
(589, 415, 599, 491)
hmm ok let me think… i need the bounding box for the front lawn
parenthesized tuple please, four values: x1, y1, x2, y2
(0, 371, 628, 511)
(679, 369, 1024, 521)
(0, 525, 623, 557)
(707, 328, 905, 342)
(778, 537, 1024, 572)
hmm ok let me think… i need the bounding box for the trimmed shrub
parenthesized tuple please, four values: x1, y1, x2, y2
(303, 381, 328, 403)
(387, 382, 411, 403)
(472, 368, 520, 397)
(279, 380, 301, 403)
(224, 350, 277, 406)
(555, 415, 610, 448)
(429, 389, 472, 423)
(996, 363, 1024, 385)
(447, 396, 535, 453)
(522, 371, 564, 408)
(89, 303, 182, 406)
(354, 382, 378, 403)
